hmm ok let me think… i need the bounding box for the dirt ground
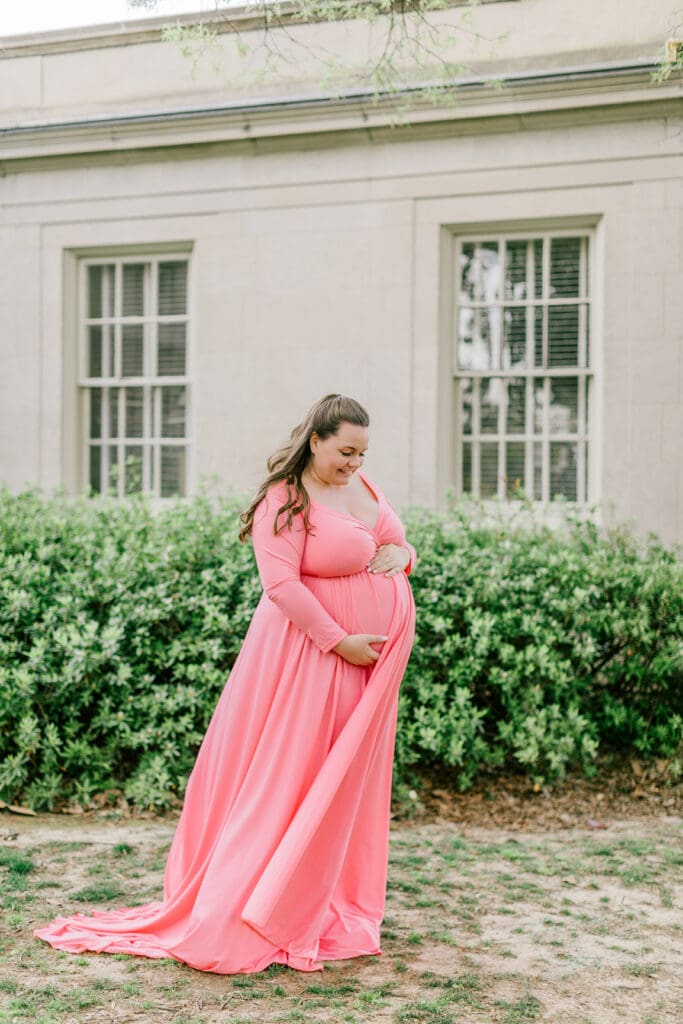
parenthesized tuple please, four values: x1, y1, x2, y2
(1, 769, 682, 1024)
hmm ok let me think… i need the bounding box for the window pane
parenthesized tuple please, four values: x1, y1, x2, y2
(462, 441, 472, 493)
(89, 446, 101, 494)
(88, 264, 114, 319)
(480, 443, 498, 497)
(582, 441, 589, 500)
(158, 261, 187, 316)
(122, 264, 145, 317)
(550, 442, 577, 500)
(125, 388, 144, 438)
(109, 445, 119, 495)
(161, 446, 186, 497)
(109, 387, 120, 439)
(503, 306, 527, 367)
(460, 242, 500, 304)
(504, 240, 527, 301)
(505, 378, 526, 434)
(88, 267, 102, 319)
(89, 388, 102, 439)
(533, 378, 545, 434)
(458, 307, 499, 370)
(89, 325, 113, 377)
(549, 377, 578, 434)
(550, 237, 581, 298)
(548, 305, 579, 367)
(534, 306, 544, 367)
(122, 325, 144, 377)
(533, 441, 543, 499)
(161, 386, 186, 438)
(88, 326, 102, 377)
(505, 442, 525, 497)
(480, 378, 501, 434)
(104, 325, 115, 377)
(124, 446, 144, 495)
(460, 377, 472, 436)
(533, 239, 543, 299)
(158, 323, 187, 376)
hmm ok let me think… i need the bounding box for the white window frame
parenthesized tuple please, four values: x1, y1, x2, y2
(78, 252, 191, 500)
(452, 228, 596, 506)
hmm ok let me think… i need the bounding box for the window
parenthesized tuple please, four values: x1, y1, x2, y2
(454, 231, 592, 502)
(80, 255, 190, 498)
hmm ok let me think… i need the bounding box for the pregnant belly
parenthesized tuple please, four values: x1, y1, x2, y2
(303, 570, 413, 640)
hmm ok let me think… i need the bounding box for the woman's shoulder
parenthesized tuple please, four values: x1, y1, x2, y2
(253, 478, 305, 531)
(262, 477, 300, 507)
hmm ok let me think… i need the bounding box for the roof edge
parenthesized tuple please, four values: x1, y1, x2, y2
(0, 0, 490, 57)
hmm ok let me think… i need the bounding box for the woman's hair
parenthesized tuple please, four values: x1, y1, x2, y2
(238, 393, 370, 541)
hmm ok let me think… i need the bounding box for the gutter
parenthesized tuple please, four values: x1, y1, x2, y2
(0, 59, 664, 137)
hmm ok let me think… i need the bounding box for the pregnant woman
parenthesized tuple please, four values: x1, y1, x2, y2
(34, 393, 417, 975)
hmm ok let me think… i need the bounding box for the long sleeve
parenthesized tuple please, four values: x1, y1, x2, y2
(403, 540, 417, 576)
(251, 484, 347, 654)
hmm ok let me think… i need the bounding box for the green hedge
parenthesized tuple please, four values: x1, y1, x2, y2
(0, 485, 681, 811)
(397, 501, 682, 793)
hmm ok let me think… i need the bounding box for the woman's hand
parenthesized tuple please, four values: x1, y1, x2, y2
(332, 634, 388, 666)
(368, 543, 411, 578)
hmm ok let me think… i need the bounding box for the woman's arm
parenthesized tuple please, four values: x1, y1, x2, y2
(402, 540, 417, 575)
(251, 486, 347, 653)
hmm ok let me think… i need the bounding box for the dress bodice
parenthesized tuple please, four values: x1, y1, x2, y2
(301, 473, 407, 578)
(250, 472, 415, 654)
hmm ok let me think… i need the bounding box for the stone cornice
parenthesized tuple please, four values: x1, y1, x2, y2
(0, 0, 506, 57)
(1, 61, 681, 164)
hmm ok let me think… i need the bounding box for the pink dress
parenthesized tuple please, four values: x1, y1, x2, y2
(33, 471, 416, 974)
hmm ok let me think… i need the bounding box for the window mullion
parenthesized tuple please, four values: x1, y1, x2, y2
(542, 237, 549, 368)
(472, 378, 481, 498)
(154, 385, 161, 499)
(525, 375, 533, 498)
(499, 376, 506, 499)
(103, 385, 110, 496)
(113, 263, 121, 380)
(117, 388, 124, 500)
(542, 377, 550, 502)
(144, 262, 153, 495)
(577, 375, 587, 502)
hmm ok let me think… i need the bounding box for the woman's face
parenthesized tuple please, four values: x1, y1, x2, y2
(309, 421, 369, 486)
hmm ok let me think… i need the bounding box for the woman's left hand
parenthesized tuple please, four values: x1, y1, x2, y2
(368, 544, 411, 578)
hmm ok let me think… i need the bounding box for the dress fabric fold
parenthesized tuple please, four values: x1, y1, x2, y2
(33, 471, 416, 974)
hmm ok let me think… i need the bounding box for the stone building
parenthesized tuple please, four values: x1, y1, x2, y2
(1, 0, 682, 541)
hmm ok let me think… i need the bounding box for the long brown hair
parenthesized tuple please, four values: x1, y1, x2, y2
(238, 394, 370, 541)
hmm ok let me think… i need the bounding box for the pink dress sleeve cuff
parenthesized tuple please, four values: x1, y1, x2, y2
(403, 541, 417, 576)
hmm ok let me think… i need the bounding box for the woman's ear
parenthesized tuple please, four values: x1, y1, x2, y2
(309, 432, 319, 453)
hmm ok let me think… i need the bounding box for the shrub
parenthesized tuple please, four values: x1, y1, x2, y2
(0, 485, 681, 810)
(0, 484, 260, 810)
(398, 499, 683, 789)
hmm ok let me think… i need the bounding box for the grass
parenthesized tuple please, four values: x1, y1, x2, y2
(0, 818, 680, 1023)
(72, 883, 125, 902)
(495, 993, 542, 1022)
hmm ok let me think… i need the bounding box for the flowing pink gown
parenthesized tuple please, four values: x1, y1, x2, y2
(34, 471, 416, 974)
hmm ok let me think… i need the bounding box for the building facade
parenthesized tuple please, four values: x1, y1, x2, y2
(1, 0, 682, 541)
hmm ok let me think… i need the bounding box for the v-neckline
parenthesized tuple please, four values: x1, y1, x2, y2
(308, 470, 381, 533)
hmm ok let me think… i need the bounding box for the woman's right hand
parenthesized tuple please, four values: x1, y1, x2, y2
(332, 634, 388, 666)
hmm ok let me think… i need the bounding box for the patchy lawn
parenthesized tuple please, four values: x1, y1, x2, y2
(1, 795, 681, 1024)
